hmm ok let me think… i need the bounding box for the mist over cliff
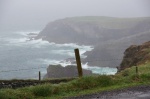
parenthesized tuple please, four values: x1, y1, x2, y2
(36, 16, 150, 67)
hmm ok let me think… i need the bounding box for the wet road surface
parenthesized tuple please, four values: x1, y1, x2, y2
(66, 85, 150, 99)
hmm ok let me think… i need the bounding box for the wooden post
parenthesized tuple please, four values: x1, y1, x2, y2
(74, 49, 83, 77)
(39, 71, 41, 81)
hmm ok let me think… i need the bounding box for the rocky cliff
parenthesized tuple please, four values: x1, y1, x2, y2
(36, 16, 150, 67)
(120, 41, 150, 70)
(44, 65, 93, 79)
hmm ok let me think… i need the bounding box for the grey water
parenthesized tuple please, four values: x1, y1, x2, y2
(0, 30, 117, 80)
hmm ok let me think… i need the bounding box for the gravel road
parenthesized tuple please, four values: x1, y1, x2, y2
(66, 85, 150, 99)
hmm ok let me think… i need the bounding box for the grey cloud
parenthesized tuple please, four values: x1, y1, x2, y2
(0, 0, 150, 30)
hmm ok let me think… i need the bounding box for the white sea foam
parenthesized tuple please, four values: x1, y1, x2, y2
(4, 35, 92, 57)
(4, 31, 93, 53)
(4, 37, 50, 48)
(14, 31, 40, 36)
(82, 63, 117, 75)
(8, 38, 30, 43)
(26, 39, 51, 48)
(2, 31, 40, 45)
(51, 49, 75, 56)
(52, 43, 93, 57)
(5, 35, 93, 53)
(59, 60, 76, 67)
(37, 58, 76, 67)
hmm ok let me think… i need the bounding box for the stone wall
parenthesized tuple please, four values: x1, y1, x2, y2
(0, 78, 75, 89)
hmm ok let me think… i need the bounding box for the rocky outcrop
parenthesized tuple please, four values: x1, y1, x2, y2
(120, 41, 150, 70)
(44, 65, 93, 79)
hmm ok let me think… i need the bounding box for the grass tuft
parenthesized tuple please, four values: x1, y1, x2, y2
(30, 83, 53, 97)
(96, 75, 113, 87)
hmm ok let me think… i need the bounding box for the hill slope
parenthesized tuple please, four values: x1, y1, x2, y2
(36, 16, 150, 67)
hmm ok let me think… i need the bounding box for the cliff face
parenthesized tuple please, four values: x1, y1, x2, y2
(44, 65, 92, 79)
(36, 16, 150, 68)
(36, 17, 150, 45)
(120, 41, 150, 70)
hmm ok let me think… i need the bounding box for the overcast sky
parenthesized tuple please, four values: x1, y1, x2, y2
(0, 0, 150, 30)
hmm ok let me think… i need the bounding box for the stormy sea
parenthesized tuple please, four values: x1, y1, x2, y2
(0, 30, 117, 80)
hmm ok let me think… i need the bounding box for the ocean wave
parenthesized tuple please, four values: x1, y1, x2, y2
(51, 49, 75, 56)
(82, 63, 117, 75)
(4, 36, 93, 52)
(14, 31, 40, 36)
(3, 31, 93, 52)
(52, 43, 93, 57)
(7, 37, 30, 43)
(37, 58, 76, 67)
(3, 36, 91, 57)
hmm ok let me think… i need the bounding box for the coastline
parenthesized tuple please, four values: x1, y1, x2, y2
(34, 37, 117, 75)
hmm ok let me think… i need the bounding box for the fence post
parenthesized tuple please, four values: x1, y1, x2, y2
(74, 48, 83, 77)
(39, 71, 41, 81)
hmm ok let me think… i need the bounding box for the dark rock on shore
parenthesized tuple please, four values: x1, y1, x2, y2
(44, 65, 93, 79)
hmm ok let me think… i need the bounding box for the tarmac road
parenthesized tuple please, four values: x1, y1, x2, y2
(66, 85, 150, 99)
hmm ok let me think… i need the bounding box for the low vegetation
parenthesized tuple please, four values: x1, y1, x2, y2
(0, 62, 150, 99)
